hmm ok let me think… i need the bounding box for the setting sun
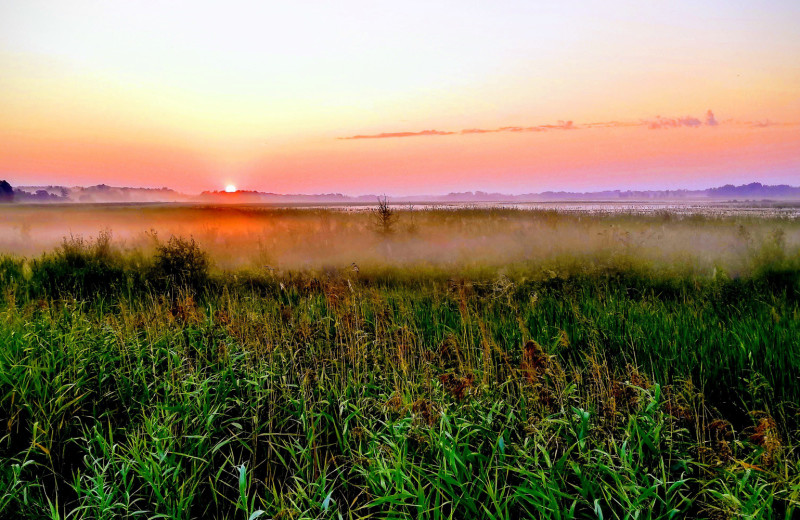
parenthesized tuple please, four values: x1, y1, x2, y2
(224, 184, 237, 193)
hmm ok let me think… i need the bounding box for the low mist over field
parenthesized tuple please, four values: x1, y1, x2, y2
(1, 204, 798, 277)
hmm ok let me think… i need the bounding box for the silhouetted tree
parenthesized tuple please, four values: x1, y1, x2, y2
(372, 195, 397, 235)
(0, 180, 14, 203)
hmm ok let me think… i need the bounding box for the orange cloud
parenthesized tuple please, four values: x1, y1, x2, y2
(338, 129, 456, 140)
(644, 110, 720, 129)
(340, 121, 578, 139)
(338, 113, 740, 140)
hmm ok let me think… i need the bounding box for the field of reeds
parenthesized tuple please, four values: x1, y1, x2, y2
(1, 206, 799, 519)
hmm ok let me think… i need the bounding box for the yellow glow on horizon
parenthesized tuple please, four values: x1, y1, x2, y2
(225, 184, 237, 193)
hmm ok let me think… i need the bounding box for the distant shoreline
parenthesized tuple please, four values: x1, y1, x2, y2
(4, 181, 800, 205)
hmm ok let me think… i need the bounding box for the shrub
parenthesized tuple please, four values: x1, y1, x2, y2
(152, 236, 210, 290)
(29, 230, 125, 297)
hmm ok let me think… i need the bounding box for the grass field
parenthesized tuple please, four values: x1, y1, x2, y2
(1, 206, 799, 519)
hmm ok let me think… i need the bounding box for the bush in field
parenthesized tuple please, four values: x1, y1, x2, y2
(152, 235, 210, 290)
(0, 257, 24, 287)
(29, 230, 126, 297)
(747, 227, 800, 293)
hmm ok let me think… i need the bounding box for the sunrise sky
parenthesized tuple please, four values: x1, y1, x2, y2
(1, 1, 799, 195)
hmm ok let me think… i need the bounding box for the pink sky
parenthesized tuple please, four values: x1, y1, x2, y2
(1, 1, 799, 194)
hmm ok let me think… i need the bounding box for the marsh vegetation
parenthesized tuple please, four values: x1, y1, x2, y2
(0, 206, 798, 519)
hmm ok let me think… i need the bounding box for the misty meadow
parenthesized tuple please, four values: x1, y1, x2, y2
(3, 0, 800, 518)
(0, 203, 799, 519)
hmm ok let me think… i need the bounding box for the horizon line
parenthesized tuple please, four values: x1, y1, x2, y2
(5, 179, 800, 199)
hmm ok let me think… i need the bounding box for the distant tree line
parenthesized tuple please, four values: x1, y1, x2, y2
(0, 180, 68, 203)
(0, 180, 13, 202)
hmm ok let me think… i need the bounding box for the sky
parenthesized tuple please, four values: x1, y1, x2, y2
(1, 1, 799, 195)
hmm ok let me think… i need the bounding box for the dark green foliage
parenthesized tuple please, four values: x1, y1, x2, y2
(152, 235, 210, 291)
(25, 231, 130, 298)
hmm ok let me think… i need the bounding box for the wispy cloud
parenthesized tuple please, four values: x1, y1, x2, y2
(339, 121, 577, 140)
(337, 110, 784, 140)
(725, 119, 798, 128)
(705, 109, 718, 126)
(743, 119, 796, 128)
(646, 116, 702, 129)
(644, 110, 719, 129)
(540, 120, 576, 130)
(461, 121, 576, 134)
(338, 129, 455, 140)
(460, 128, 495, 134)
(583, 121, 642, 128)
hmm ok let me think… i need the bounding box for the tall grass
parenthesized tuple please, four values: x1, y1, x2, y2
(0, 220, 798, 519)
